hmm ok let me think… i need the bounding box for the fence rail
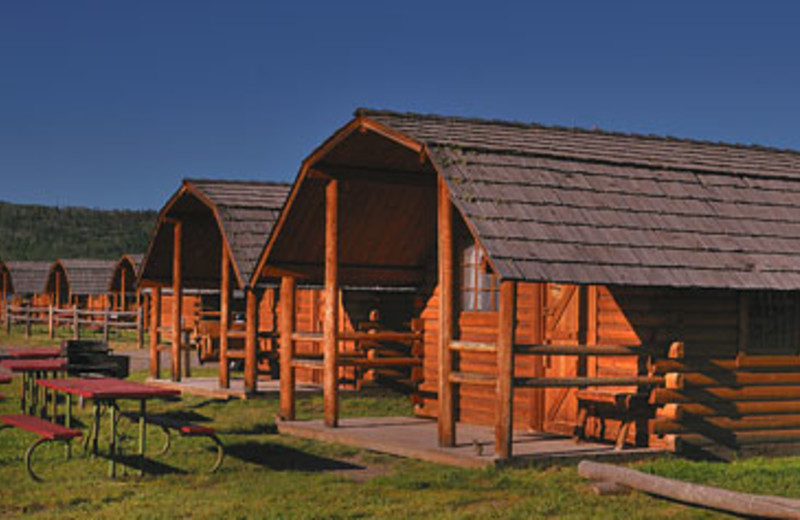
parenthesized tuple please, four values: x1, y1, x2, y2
(3, 304, 144, 348)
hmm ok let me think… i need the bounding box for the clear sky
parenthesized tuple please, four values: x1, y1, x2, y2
(1, 1, 799, 210)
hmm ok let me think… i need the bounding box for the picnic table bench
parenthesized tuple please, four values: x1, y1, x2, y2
(0, 414, 82, 482)
(120, 411, 225, 473)
(574, 389, 652, 450)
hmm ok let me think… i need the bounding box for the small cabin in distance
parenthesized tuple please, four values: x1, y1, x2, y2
(256, 108, 800, 462)
(46, 259, 117, 310)
(5, 261, 51, 307)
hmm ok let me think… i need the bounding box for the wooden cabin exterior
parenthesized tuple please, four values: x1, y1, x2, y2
(5, 261, 51, 307)
(138, 179, 294, 391)
(46, 259, 116, 311)
(110, 254, 143, 312)
(0, 260, 8, 320)
(253, 108, 800, 460)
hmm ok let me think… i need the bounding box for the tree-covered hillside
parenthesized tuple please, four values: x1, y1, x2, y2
(0, 200, 157, 261)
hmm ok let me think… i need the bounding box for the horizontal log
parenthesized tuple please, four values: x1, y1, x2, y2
(661, 401, 800, 419)
(515, 376, 663, 388)
(667, 429, 800, 449)
(291, 359, 324, 369)
(292, 332, 323, 342)
(339, 357, 422, 368)
(450, 340, 497, 353)
(343, 331, 422, 342)
(655, 355, 800, 374)
(653, 414, 800, 435)
(667, 371, 800, 389)
(515, 344, 650, 356)
(449, 371, 497, 387)
(654, 386, 800, 405)
(578, 460, 800, 519)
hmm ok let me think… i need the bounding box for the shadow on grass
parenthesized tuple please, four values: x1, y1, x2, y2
(225, 441, 362, 472)
(111, 454, 187, 476)
(224, 423, 278, 435)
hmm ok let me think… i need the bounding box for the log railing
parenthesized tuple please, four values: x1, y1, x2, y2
(3, 304, 144, 348)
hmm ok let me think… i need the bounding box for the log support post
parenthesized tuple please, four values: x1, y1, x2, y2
(120, 267, 127, 312)
(171, 220, 183, 382)
(26, 305, 32, 338)
(279, 276, 296, 420)
(219, 246, 231, 388)
(48, 305, 54, 339)
(323, 178, 340, 427)
(496, 280, 517, 460)
(136, 305, 144, 350)
(438, 177, 455, 446)
(149, 287, 162, 379)
(244, 286, 259, 394)
(103, 303, 110, 342)
(72, 305, 79, 340)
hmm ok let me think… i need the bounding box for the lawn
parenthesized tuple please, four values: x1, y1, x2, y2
(1, 335, 799, 519)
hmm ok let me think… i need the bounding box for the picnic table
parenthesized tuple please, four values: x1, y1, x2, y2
(1, 347, 62, 360)
(36, 378, 180, 477)
(1, 358, 67, 416)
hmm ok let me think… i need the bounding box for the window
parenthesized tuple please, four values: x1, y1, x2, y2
(459, 240, 498, 312)
(748, 291, 800, 354)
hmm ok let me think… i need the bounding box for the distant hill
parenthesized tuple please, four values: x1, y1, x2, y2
(0, 200, 157, 261)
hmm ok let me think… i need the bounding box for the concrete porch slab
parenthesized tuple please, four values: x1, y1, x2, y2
(278, 416, 663, 469)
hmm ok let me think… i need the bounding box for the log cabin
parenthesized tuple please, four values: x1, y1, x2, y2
(137, 179, 292, 391)
(110, 254, 143, 313)
(252, 108, 800, 460)
(0, 260, 8, 319)
(5, 261, 51, 307)
(46, 259, 116, 311)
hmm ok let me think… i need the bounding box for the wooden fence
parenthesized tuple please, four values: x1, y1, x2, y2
(3, 304, 144, 348)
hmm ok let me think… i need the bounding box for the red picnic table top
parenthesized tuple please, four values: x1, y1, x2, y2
(0, 371, 11, 384)
(1, 347, 62, 359)
(1, 358, 67, 372)
(37, 377, 180, 400)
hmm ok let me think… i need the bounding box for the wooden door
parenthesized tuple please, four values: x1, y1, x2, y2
(541, 283, 584, 434)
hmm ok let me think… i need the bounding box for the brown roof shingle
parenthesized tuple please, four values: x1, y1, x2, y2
(6, 261, 51, 295)
(360, 109, 800, 290)
(58, 259, 117, 295)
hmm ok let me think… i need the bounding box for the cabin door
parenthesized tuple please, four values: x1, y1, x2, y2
(538, 283, 584, 435)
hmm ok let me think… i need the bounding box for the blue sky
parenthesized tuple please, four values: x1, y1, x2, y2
(1, 1, 799, 209)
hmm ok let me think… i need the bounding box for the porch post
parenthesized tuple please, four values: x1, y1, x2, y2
(244, 286, 259, 394)
(149, 287, 161, 379)
(438, 176, 455, 446)
(55, 270, 62, 309)
(324, 178, 340, 427)
(279, 276, 296, 420)
(171, 220, 183, 382)
(219, 246, 231, 388)
(120, 266, 127, 312)
(496, 280, 517, 460)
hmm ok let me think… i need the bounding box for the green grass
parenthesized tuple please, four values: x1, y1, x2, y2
(2, 336, 800, 518)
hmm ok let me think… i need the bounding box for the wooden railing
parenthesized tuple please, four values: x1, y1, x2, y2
(3, 304, 144, 348)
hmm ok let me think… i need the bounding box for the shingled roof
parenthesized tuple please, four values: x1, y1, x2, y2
(358, 109, 800, 290)
(140, 179, 291, 288)
(6, 261, 50, 295)
(55, 259, 116, 295)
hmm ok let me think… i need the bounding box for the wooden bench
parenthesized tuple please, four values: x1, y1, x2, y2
(121, 412, 224, 473)
(0, 414, 82, 481)
(574, 390, 652, 450)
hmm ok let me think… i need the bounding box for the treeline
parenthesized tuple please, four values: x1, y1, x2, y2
(0, 200, 156, 261)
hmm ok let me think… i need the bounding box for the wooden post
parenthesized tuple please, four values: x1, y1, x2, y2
(279, 276, 296, 420)
(136, 306, 144, 350)
(323, 179, 340, 427)
(1, 270, 6, 327)
(25, 305, 31, 338)
(4, 301, 10, 334)
(72, 305, 79, 340)
(103, 303, 110, 342)
(48, 305, 54, 339)
(496, 280, 517, 460)
(437, 176, 455, 446)
(530, 283, 545, 431)
(120, 267, 127, 312)
(171, 220, 183, 382)
(244, 287, 259, 394)
(219, 246, 231, 388)
(55, 270, 61, 309)
(149, 287, 161, 379)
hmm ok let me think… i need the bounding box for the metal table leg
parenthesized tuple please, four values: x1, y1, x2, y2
(65, 393, 72, 459)
(138, 400, 146, 477)
(108, 401, 117, 478)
